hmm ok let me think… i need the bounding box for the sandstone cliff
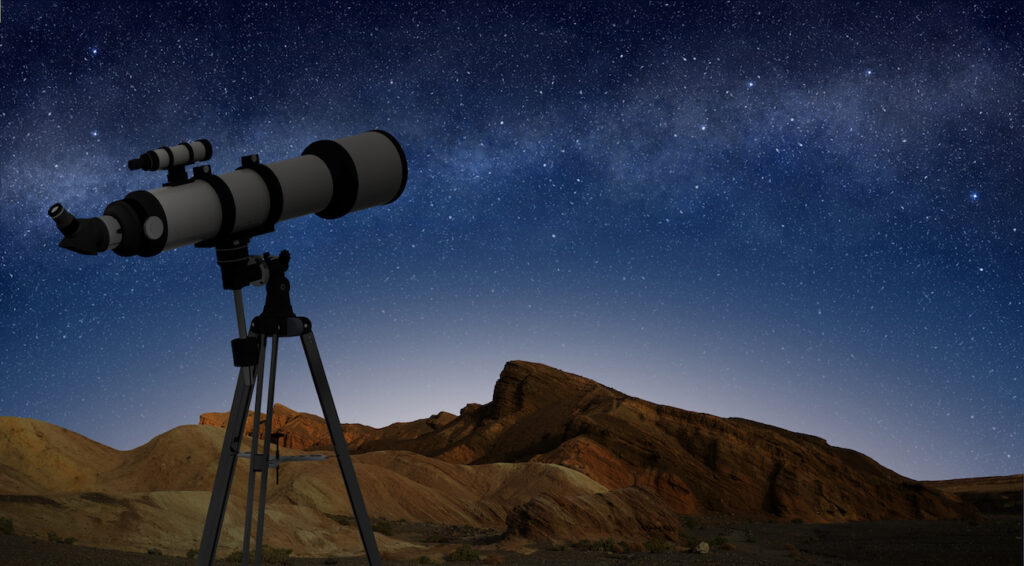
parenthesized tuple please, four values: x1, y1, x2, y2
(201, 360, 977, 523)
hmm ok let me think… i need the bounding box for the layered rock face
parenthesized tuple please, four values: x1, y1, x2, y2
(202, 360, 976, 524)
(199, 404, 456, 452)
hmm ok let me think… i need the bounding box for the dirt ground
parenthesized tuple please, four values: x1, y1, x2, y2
(0, 514, 1019, 566)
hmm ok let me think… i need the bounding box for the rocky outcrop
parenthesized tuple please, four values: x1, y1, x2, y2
(198, 404, 456, 452)
(203, 361, 976, 523)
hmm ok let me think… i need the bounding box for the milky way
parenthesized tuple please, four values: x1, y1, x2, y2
(0, 2, 1020, 480)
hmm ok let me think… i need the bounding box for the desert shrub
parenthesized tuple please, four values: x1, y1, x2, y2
(327, 513, 351, 526)
(226, 545, 293, 564)
(417, 556, 432, 564)
(147, 548, 163, 555)
(186, 548, 197, 559)
(425, 533, 450, 544)
(572, 538, 618, 552)
(644, 537, 668, 553)
(720, 542, 736, 551)
(0, 516, 12, 535)
(47, 532, 75, 544)
(710, 536, 729, 547)
(444, 543, 480, 562)
(551, 544, 567, 551)
(373, 519, 394, 536)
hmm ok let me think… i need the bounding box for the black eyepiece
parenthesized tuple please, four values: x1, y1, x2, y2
(49, 202, 78, 235)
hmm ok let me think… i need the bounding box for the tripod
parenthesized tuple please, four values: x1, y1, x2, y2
(195, 243, 382, 566)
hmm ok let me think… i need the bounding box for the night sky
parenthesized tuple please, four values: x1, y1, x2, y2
(0, 2, 1020, 482)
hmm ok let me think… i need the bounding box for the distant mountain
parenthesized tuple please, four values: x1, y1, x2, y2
(923, 475, 1023, 515)
(202, 360, 979, 526)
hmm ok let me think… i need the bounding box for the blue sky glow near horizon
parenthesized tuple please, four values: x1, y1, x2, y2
(0, 1, 1021, 482)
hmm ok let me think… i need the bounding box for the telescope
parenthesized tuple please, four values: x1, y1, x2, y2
(48, 130, 409, 566)
(49, 130, 407, 256)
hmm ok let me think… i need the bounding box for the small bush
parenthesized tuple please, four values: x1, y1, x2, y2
(327, 513, 351, 527)
(445, 544, 480, 562)
(720, 542, 735, 551)
(416, 556, 432, 564)
(0, 516, 12, 535)
(373, 519, 394, 536)
(226, 545, 293, 564)
(710, 536, 729, 547)
(644, 537, 668, 553)
(186, 548, 197, 559)
(571, 538, 619, 552)
(47, 532, 75, 545)
(425, 533, 450, 544)
(147, 548, 163, 555)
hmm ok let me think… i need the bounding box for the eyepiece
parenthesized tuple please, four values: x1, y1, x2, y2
(49, 202, 78, 235)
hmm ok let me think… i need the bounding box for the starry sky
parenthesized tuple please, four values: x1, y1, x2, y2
(0, 2, 1020, 482)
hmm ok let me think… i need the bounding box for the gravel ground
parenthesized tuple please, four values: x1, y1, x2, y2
(0, 515, 1019, 566)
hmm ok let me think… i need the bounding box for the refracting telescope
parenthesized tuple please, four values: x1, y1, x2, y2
(49, 130, 407, 257)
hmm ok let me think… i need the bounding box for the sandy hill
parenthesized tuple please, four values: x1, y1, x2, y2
(0, 415, 673, 555)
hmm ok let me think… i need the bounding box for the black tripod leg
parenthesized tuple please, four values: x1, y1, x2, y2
(196, 336, 262, 566)
(240, 336, 267, 566)
(300, 331, 383, 566)
(254, 335, 280, 566)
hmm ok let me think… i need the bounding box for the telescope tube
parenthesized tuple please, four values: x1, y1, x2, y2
(50, 130, 407, 256)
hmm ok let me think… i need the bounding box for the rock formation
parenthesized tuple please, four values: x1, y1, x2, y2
(0, 360, 987, 557)
(201, 360, 977, 524)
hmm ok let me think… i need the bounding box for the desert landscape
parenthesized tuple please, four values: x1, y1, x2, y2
(0, 361, 1020, 565)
